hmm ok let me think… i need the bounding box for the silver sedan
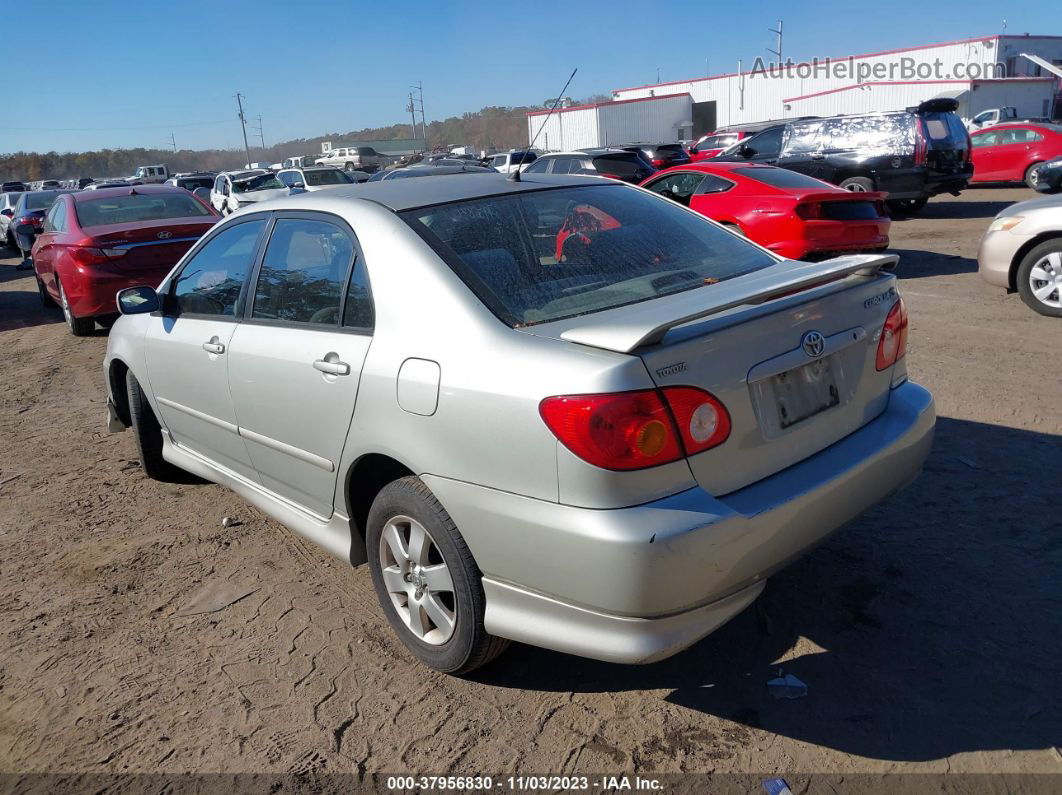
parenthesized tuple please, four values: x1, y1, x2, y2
(103, 174, 934, 673)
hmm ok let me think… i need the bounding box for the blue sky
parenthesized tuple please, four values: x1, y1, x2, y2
(4, 0, 1059, 154)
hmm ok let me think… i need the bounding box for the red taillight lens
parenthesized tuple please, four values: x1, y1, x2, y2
(539, 387, 731, 470)
(540, 390, 683, 471)
(68, 246, 127, 266)
(875, 298, 909, 370)
(660, 386, 731, 454)
(651, 158, 666, 167)
(795, 202, 820, 220)
(914, 122, 927, 166)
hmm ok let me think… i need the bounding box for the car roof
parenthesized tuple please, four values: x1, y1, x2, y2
(70, 184, 187, 202)
(292, 173, 616, 211)
(655, 162, 775, 174)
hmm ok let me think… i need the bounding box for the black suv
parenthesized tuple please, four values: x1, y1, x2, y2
(613, 143, 690, 169)
(522, 149, 655, 183)
(715, 99, 973, 214)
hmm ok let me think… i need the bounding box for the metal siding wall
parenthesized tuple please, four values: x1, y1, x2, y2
(597, 96, 692, 145)
(612, 38, 1059, 127)
(527, 107, 601, 151)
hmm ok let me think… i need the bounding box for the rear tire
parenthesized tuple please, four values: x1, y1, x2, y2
(1025, 162, 1044, 190)
(1015, 240, 1062, 318)
(36, 276, 57, 308)
(886, 197, 929, 216)
(366, 476, 509, 675)
(58, 279, 95, 336)
(126, 371, 185, 481)
(840, 176, 875, 192)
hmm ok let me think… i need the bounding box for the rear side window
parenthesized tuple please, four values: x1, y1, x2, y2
(591, 153, 651, 179)
(75, 193, 211, 228)
(695, 134, 736, 151)
(1001, 128, 1044, 144)
(401, 184, 775, 326)
(172, 220, 264, 317)
(252, 218, 354, 325)
(343, 259, 374, 330)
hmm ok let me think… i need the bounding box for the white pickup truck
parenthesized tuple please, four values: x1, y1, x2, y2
(315, 146, 397, 173)
(127, 164, 170, 183)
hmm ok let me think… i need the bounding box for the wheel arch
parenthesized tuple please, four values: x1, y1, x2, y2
(107, 356, 133, 428)
(1009, 232, 1062, 291)
(343, 452, 416, 563)
(835, 170, 876, 188)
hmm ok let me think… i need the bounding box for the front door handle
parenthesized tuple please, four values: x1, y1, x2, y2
(313, 358, 350, 376)
(202, 338, 225, 354)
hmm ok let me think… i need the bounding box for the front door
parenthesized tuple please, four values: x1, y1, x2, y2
(143, 217, 266, 482)
(226, 214, 374, 519)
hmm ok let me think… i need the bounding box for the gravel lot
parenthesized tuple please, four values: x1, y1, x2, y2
(0, 187, 1060, 779)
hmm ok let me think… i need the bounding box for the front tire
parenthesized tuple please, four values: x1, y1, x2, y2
(366, 477, 509, 674)
(58, 279, 95, 336)
(1016, 240, 1062, 317)
(126, 371, 185, 480)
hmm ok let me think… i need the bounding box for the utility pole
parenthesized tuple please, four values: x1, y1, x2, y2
(407, 92, 418, 140)
(767, 19, 783, 63)
(234, 92, 252, 167)
(411, 81, 426, 146)
(168, 132, 176, 153)
(252, 114, 266, 152)
(656, 66, 661, 83)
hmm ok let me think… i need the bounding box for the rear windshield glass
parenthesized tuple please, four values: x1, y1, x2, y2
(305, 169, 353, 186)
(401, 184, 776, 326)
(655, 144, 684, 153)
(75, 193, 212, 227)
(732, 167, 833, 189)
(592, 153, 652, 178)
(26, 192, 63, 210)
(177, 177, 214, 191)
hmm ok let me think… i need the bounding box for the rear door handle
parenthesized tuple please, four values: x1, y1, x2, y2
(313, 358, 350, 376)
(202, 339, 225, 354)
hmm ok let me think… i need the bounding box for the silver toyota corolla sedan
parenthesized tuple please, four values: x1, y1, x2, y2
(103, 174, 934, 674)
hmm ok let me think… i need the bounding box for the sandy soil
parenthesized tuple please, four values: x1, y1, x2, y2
(0, 188, 1060, 779)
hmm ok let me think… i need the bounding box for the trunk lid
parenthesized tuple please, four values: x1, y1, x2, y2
(88, 218, 216, 271)
(529, 254, 903, 496)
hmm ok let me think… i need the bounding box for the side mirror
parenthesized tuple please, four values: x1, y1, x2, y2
(15, 223, 38, 237)
(0, 209, 11, 218)
(292, 181, 305, 189)
(116, 285, 159, 315)
(738, 145, 756, 158)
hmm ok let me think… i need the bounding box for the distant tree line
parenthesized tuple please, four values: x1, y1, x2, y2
(0, 100, 587, 181)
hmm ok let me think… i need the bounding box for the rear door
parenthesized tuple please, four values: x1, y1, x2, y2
(143, 217, 266, 483)
(996, 127, 1042, 180)
(226, 212, 373, 519)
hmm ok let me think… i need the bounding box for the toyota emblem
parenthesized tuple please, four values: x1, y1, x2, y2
(801, 330, 826, 358)
(156, 231, 172, 240)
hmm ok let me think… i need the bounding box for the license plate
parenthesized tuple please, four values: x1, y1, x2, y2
(771, 356, 840, 429)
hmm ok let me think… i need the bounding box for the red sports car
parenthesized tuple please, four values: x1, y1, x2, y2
(30, 185, 219, 335)
(688, 130, 746, 162)
(969, 123, 1062, 188)
(640, 162, 890, 261)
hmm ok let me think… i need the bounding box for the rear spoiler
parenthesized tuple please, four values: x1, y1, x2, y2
(559, 253, 897, 353)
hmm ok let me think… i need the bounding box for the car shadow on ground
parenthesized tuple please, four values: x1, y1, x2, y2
(889, 248, 978, 279)
(477, 417, 1062, 762)
(0, 264, 67, 332)
(894, 196, 1020, 222)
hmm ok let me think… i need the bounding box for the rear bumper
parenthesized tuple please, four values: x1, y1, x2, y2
(770, 220, 890, 259)
(63, 264, 171, 318)
(425, 381, 935, 663)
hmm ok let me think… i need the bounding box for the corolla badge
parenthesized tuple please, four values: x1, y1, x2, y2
(156, 231, 172, 240)
(801, 330, 826, 358)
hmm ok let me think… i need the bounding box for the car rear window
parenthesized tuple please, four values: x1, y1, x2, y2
(177, 177, 214, 191)
(401, 184, 776, 326)
(655, 144, 684, 153)
(732, 167, 833, 189)
(75, 193, 212, 227)
(25, 192, 63, 210)
(305, 169, 353, 186)
(592, 153, 652, 178)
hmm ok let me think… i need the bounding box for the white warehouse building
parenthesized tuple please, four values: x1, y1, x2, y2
(530, 34, 1062, 150)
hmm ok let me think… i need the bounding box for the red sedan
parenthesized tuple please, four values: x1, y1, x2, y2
(970, 123, 1062, 188)
(30, 185, 219, 335)
(640, 162, 890, 261)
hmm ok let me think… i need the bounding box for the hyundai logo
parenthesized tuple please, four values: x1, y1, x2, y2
(801, 330, 826, 358)
(156, 231, 172, 240)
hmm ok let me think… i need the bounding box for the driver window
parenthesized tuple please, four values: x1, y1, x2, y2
(170, 219, 264, 316)
(251, 218, 353, 325)
(646, 172, 705, 206)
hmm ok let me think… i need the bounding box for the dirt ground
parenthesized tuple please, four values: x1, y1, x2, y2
(0, 187, 1060, 780)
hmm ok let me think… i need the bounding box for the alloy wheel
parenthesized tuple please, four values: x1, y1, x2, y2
(59, 281, 72, 326)
(378, 515, 456, 645)
(1028, 251, 1062, 309)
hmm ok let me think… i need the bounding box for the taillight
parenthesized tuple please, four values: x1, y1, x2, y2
(660, 386, 731, 455)
(875, 298, 909, 370)
(539, 391, 682, 471)
(914, 121, 927, 166)
(17, 215, 42, 227)
(964, 130, 973, 163)
(539, 387, 730, 470)
(795, 202, 820, 220)
(651, 158, 666, 167)
(67, 246, 128, 266)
